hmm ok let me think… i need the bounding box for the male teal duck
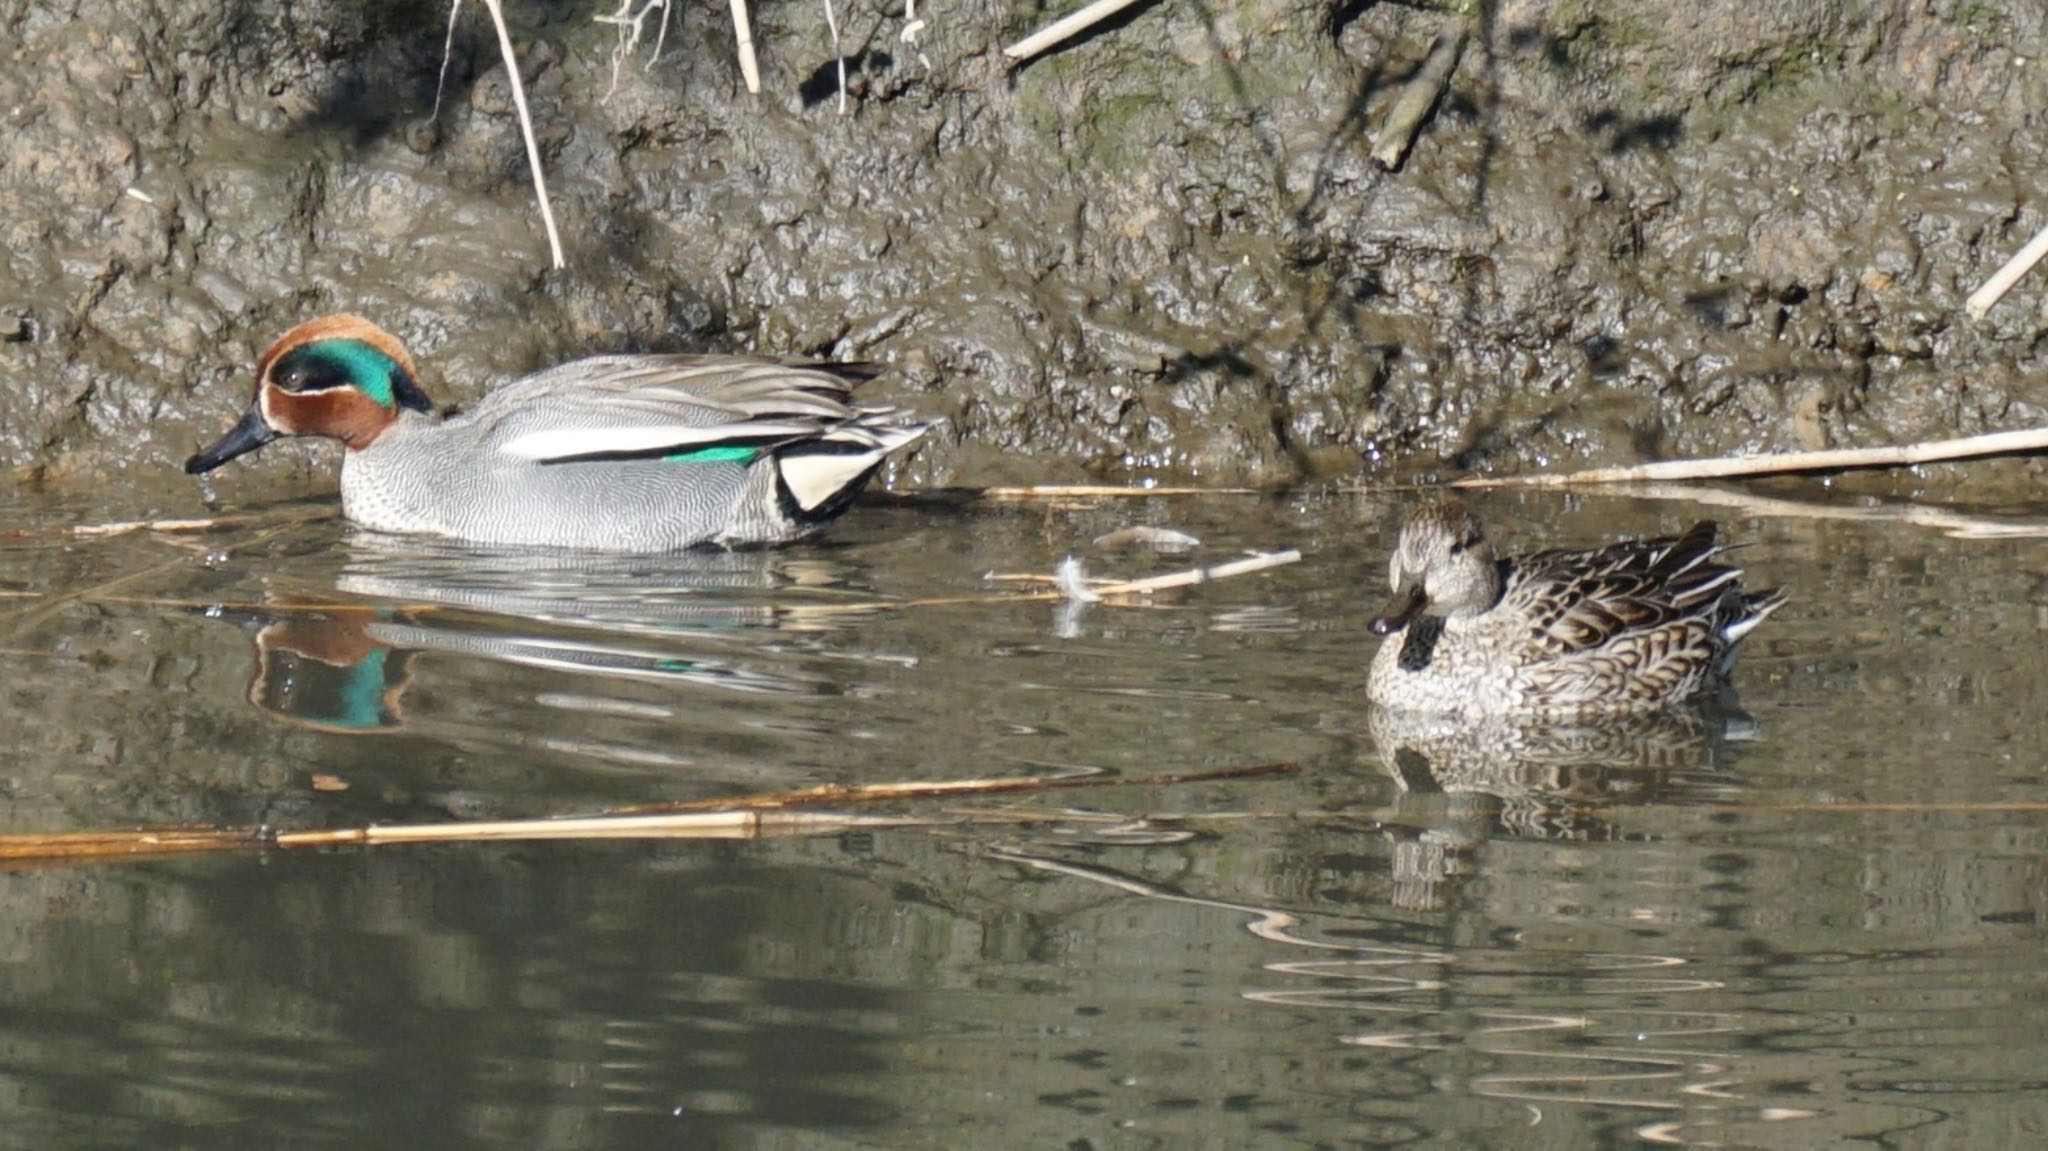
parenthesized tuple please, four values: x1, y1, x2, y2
(1368, 500, 1785, 717)
(185, 314, 927, 550)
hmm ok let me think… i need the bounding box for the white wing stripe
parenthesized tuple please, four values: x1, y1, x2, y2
(502, 422, 820, 461)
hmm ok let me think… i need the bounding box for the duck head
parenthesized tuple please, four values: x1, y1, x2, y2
(1371, 499, 1504, 635)
(185, 314, 434, 474)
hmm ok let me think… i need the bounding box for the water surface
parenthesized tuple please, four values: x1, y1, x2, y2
(2, 482, 2046, 1148)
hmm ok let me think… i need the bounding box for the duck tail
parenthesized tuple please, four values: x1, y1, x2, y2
(1714, 585, 1788, 673)
(772, 414, 929, 522)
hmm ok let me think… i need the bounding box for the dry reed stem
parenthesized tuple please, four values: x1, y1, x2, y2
(1090, 549, 1300, 597)
(276, 810, 931, 847)
(1601, 482, 2048, 540)
(1451, 425, 2048, 488)
(822, 0, 847, 113)
(729, 0, 762, 92)
(478, 0, 566, 268)
(0, 827, 272, 863)
(1003, 0, 1154, 61)
(72, 517, 231, 538)
(0, 763, 1294, 866)
(1966, 218, 2048, 320)
(981, 485, 1260, 499)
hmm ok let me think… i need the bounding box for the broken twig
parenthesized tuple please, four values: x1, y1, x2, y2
(1003, 0, 1155, 63)
(1966, 217, 2048, 321)
(1371, 19, 1466, 170)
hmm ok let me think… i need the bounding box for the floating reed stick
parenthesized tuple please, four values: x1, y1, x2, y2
(1452, 425, 2048, 488)
(1596, 482, 2048, 540)
(72, 517, 231, 538)
(0, 762, 1295, 867)
(774, 548, 1301, 619)
(1089, 550, 1300, 597)
(58, 549, 1299, 625)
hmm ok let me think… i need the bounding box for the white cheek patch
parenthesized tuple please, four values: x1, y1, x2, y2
(257, 386, 293, 433)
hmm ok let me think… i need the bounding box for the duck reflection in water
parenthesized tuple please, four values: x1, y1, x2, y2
(205, 539, 878, 736)
(215, 604, 823, 736)
(1368, 696, 1758, 912)
(237, 610, 415, 732)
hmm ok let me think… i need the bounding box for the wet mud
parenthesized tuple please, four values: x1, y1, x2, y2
(1, 0, 2044, 492)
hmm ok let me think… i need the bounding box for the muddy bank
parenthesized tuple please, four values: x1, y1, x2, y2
(1, 0, 2044, 493)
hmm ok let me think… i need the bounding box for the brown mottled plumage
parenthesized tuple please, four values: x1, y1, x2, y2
(1367, 500, 1785, 716)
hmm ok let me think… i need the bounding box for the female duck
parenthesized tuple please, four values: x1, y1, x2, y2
(185, 314, 927, 551)
(1368, 500, 1784, 717)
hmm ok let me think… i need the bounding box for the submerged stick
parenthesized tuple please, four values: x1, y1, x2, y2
(611, 760, 1297, 816)
(1452, 425, 2048, 488)
(1370, 19, 1466, 170)
(1966, 218, 2048, 320)
(6, 518, 314, 636)
(1003, 0, 1154, 62)
(63, 507, 338, 539)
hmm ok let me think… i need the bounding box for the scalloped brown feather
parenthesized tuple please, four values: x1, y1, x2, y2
(1369, 504, 1787, 717)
